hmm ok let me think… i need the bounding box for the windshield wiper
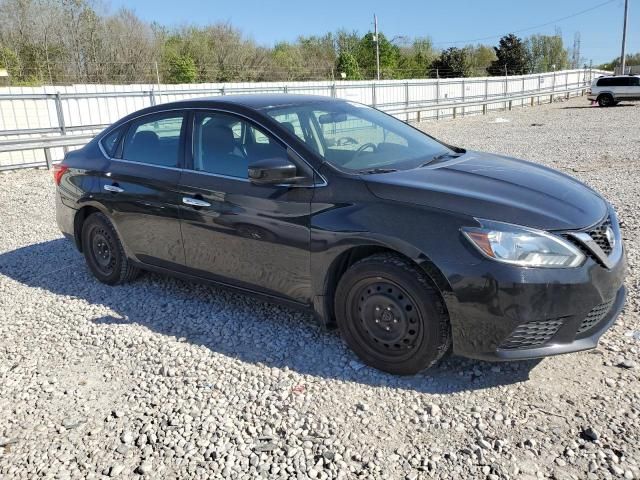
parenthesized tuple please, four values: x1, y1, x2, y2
(420, 151, 463, 167)
(358, 168, 398, 175)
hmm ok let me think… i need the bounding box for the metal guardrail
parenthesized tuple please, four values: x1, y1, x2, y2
(0, 81, 591, 171)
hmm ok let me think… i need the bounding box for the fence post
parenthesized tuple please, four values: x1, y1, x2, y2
(435, 77, 440, 120)
(461, 79, 465, 117)
(221, 86, 226, 96)
(372, 82, 377, 107)
(551, 69, 556, 104)
(54, 92, 68, 155)
(149, 90, 156, 106)
(44, 147, 52, 170)
(565, 71, 570, 99)
(405, 81, 410, 122)
(54, 93, 66, 136)
(504, 65, 508, 111)
(522, 76, 525, 108)
(331, 83, 337, 98)
(483, 78, 488, 115)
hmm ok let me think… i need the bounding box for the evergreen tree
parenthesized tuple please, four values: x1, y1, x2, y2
(488, 34, 530, 76)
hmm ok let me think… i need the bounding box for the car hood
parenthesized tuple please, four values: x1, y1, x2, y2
(365, 151, 607, 230)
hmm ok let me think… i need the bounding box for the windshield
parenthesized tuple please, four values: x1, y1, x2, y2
(263, 101, 454, 172)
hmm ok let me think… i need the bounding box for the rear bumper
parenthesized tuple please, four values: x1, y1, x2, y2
(56, 188, 77, 245)
(446, 244, 627, 362)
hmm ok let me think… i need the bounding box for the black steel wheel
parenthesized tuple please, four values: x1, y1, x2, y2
(335, 253, 451, 375)
(81, 212, 139, 285)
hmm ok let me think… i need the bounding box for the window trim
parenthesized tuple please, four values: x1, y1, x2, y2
(186, 108, 326, 186)
(97, 106, 327, 187)
(119, 111, 187, 169)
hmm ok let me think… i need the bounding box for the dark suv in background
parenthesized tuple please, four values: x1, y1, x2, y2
(55, 94, 626, 374)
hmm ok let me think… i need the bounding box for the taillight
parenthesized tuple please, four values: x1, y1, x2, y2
(52, 164, 69, 185)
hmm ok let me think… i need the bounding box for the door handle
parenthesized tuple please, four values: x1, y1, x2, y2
(104, 184, 124, 193)
(182, 197, 211, 208)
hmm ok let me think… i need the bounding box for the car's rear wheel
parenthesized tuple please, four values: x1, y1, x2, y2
(81, 212, 139, 285)
(334, 253, 451, 375)
(597, 94, 614, 107)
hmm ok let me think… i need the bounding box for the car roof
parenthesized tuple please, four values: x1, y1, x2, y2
(165, 93, 345, 110)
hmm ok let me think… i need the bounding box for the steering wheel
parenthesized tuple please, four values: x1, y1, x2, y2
(335, 136, 358, 147)
(352, 142, 377, 161)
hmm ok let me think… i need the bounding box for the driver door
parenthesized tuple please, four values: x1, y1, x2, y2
(178, 110, 315, 303)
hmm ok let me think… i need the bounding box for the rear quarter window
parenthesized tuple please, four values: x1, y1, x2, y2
(100, 127, 122, 157)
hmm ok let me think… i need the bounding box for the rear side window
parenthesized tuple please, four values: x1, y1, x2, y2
(101, 127, 122, 157)
(630, 77, 640, 86)
(597, 78, 613, 87)
(122, 113, 184, 167)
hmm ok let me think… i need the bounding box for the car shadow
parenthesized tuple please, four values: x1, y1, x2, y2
(562, 104, 637, 109)
(0, 238, 541, 394)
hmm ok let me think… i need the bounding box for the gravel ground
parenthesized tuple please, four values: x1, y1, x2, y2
(0, 97, 639, 480)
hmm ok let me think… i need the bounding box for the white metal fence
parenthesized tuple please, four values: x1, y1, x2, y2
(0, 69, 605, 170)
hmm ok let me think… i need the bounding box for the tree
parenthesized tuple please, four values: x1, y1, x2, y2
(166, 54, 196, 83)
(526, 33, 569, 73)
(355, 32, 400, 79)
(598, 52, 640, 70)
(488, 34, 529, 76)
(431, 47, 471, 78)
(466, 44, 496, 76)
(335, 52, 361, 80)
(396, 38, 436, 78)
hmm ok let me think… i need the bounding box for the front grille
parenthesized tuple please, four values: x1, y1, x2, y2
(564, 215, 615, 265)
(578, 298, 615, 334)
(587, 216, 613, 255)
(499, 319, 564, 350)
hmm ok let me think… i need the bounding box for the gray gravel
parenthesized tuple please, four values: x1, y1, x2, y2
(1, 97, 639, 479)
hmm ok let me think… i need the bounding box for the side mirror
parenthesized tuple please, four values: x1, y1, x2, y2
(248, 157, 299, 185)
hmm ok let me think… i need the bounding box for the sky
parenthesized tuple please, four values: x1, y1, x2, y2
(109, 0, 637, 65)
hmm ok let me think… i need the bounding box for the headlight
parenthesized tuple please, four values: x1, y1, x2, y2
(462, 220, 585, 268)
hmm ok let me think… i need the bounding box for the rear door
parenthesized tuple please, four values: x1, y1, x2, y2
(178, 110, 314, 303)
(627, 76, 640, 99)
(99, 111, 186, 269)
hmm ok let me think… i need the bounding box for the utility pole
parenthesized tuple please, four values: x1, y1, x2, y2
(374, 14, 380, 80)
(620, 0, 629, 75)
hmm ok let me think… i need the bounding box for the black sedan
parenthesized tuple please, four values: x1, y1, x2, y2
(55, 94, 626, 374)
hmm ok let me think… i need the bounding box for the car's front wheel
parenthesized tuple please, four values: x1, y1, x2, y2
(81, 212, 140, 285)
(334, 253, 451, 375)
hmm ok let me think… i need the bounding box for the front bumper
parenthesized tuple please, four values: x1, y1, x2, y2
(446, 242, 627, 362)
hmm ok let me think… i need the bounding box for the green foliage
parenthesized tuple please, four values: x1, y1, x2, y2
(0, 0, 585, 85)
(488, 34, 530, 76)
(527, 34, 569, 73)
(431, 47, 471, 78)
(465, 44, 497, 76)
(336, 52, 361, 80)
(166, 54, 197, 83)
(355, 32, 401, 79)
(598, 52, 640, 70)
(0, 45, 19, 76)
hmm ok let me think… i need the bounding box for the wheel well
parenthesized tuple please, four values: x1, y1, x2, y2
(73, 206, 101, 252)
(324, 246, 446, 325)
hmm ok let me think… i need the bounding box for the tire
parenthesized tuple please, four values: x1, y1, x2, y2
(597, 94, 614, 107)
(81, 212, 140, 285)
(334, 253, 451, 375)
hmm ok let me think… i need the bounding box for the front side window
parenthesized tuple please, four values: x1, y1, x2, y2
(193, 112, 288, 179)
(122, 114, 184, 167)
(264, 101, 451, 172)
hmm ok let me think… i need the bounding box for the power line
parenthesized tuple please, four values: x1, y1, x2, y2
(433, 0, 617, 45)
